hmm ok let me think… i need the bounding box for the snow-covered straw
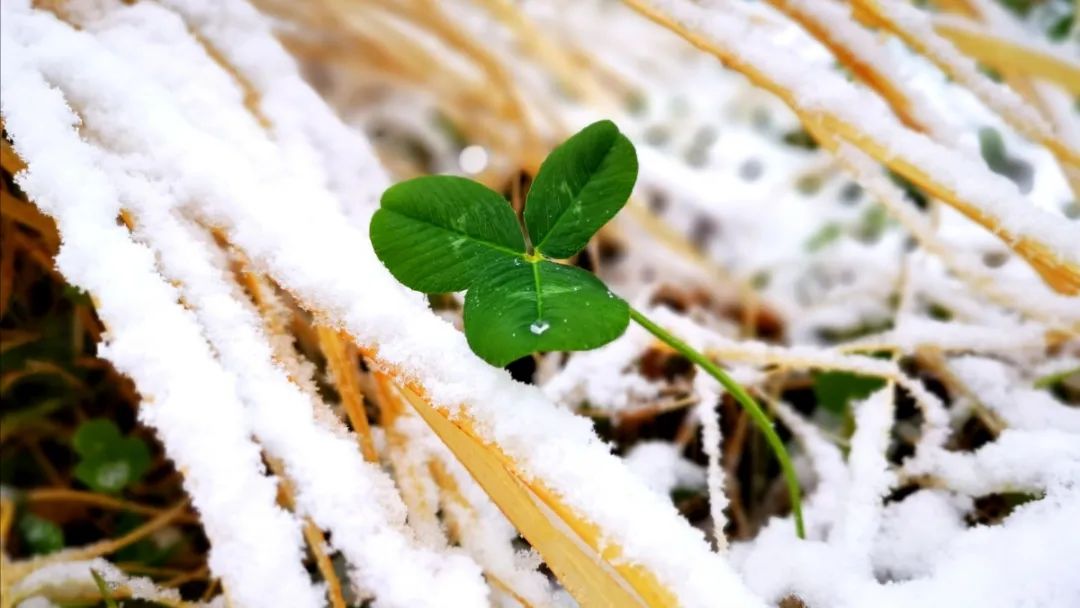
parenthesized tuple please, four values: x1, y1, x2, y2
(626, 0, 1080, 293)
(4, 0, 1080, 605)
(1, 4, 320, 604)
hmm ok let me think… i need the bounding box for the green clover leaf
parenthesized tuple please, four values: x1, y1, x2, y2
(370, 120, 637, 366)
(72, 418, 151, 494)
(371, 175, 526, 293)
(525, 119, 637, 259)
(464, 260, 629, 366)
(18, 512, 65, 555)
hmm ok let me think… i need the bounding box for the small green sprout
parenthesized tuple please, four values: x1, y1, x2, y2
(371, 120, 805, 537)
(91, 569, 120, 608)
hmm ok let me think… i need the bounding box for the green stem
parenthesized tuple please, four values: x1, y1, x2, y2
(628, 307, 806, 539)
(90, 569, 119, 608)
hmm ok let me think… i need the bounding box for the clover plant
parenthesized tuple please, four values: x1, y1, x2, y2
(371, 120, 805, 537)
(18, 512, 64, 555)
(72, 418, 151, 494)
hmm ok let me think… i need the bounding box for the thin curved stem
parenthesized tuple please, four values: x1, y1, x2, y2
(628, 306, 806, 539)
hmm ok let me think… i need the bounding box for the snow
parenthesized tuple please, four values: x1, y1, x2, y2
(0, 6, 321, 605)
(647, 306, 950, 449)
(760, 0, 959, 143)
(842, 318, 1049, 362)
(832, 388, 896, 569)
(734, 421, 1080, 607)
(4, 0, 1079, 605)
(831, 140, 1080, 327)
(771, 399, 848, 534)
(390, 411, 563, 608)
(623, 440, 705, 499)
(948, 357, 1080, 432)
(542, 322, 661, 412)
(856, 0, 1073, 156)
(11, 559, 184, 605)
(694, 375, 730, 549)
(908, 429, 1080, 497)
(635, 0, 1080, 274)
(871, 489, 972, 580)
(870, 485, 1080, 608)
